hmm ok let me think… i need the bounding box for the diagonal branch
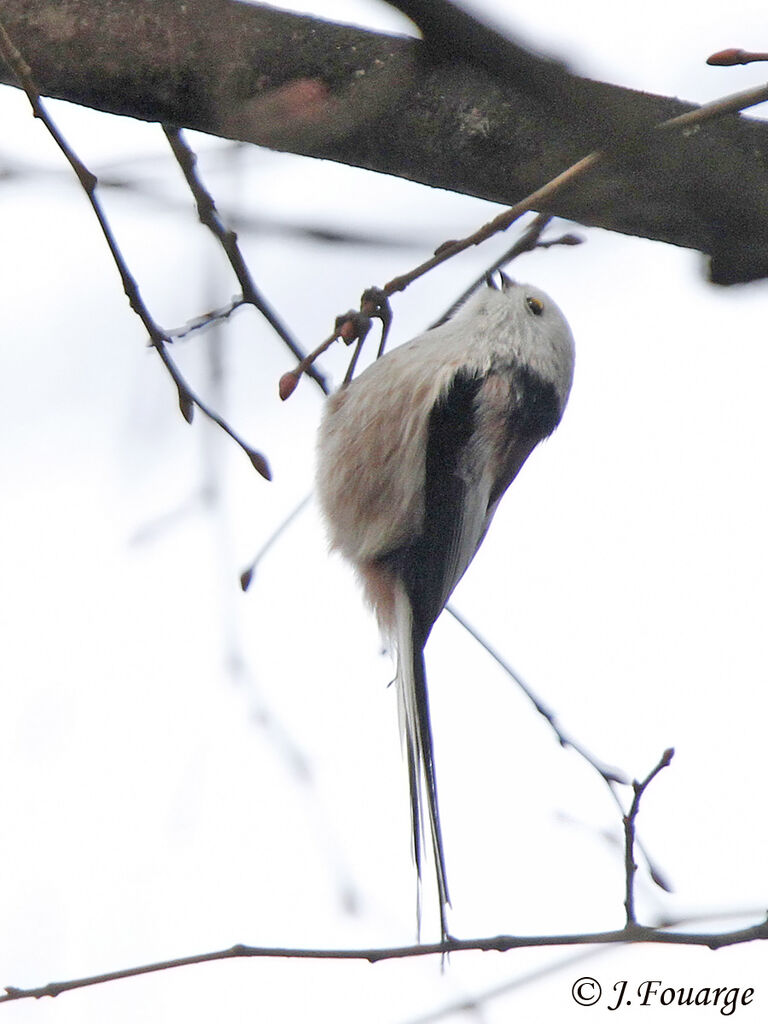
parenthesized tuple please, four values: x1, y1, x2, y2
(0, 18, 272, 478)
(163, 126, 328, 394)
(286, 76, 768, 394)
(445, 604, 672, 895)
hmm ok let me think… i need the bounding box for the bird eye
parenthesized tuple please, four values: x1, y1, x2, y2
(526, 296, 544, 315)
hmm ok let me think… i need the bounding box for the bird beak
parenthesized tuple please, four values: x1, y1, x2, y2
(485, 271, 515, 291)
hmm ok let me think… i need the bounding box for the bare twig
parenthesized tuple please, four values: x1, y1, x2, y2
(430, 213, 582, 328)
(445, 605, 624, 785)
(290, 77, 768, 390)
(445, 605, 673, 894)
(4, 913, 768, 1003)
(0, 22, 160, 335)
(240, 493, 313, 590)
(154, 342, 271, 478)
(623, 749, 675, 926)
(163, 126, 328, 395)
(168, 297, 248, 341)
(404, 907, 766, 1024)
(0, 21, 271, 478)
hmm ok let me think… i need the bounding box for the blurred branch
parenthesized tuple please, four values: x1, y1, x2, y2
(383, 0, 632, 140)
(0, 18, 271, 478)
(4, 911, 768, 1003)
(0, 146, 451, 252)
(1, 2, 768, 281)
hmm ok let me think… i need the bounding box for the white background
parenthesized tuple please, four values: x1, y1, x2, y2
(1, 1, 767, 1021)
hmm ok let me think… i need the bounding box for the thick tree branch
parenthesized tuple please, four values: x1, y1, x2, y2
(0, 1, 767, 282)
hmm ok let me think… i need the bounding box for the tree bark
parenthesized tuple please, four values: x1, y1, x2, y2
(1, 0, 767, 283)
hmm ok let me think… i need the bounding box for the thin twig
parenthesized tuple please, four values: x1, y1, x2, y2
(381, 150, 598, 295)
(3, 913, 768, 1003)
(163, 126, 328, 395)
(0, 21, 271, 479)
(404, 906, 767, 1024)
(168, 297, 248, 341)
(624, 749, 675, 926)
(240, 492, 313, 590)
(430, 213, 580, 328)
(154, 343, 271, 478)
(445, 605, 672, 894)
(292, 77, 768, 391)
(445, 605, 624, 785)
(0, 22, 160, 336)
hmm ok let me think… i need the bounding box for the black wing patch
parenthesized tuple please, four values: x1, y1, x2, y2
(382, 362, 561, 640)
(486, 364, 562, 508)
(392, 368, 484, 644)
(506, 363, 562, 440)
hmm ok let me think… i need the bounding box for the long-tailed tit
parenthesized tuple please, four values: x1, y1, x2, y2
(316, 275, 575, 942)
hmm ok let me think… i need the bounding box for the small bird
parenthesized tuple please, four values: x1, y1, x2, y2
(316, 275, 575, 943)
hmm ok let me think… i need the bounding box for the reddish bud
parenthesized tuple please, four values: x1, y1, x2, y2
(706, 47, 767, 65)
(279, 371, 299, 401)
(179, 391, 195, 423)
(339, 318, 358, 343)
(248, 450, 272, 480)
(334, 311, 361, 344)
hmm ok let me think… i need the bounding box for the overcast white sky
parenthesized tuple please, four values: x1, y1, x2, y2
(1, 2, 767, 1022)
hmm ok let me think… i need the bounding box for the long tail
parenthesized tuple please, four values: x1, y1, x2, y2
(394, 582, 450, 944)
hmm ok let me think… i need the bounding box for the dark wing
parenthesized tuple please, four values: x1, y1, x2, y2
(387, 362, 563, 643)
(390, 367, 486, 644)
(486, 362, 563, 509)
